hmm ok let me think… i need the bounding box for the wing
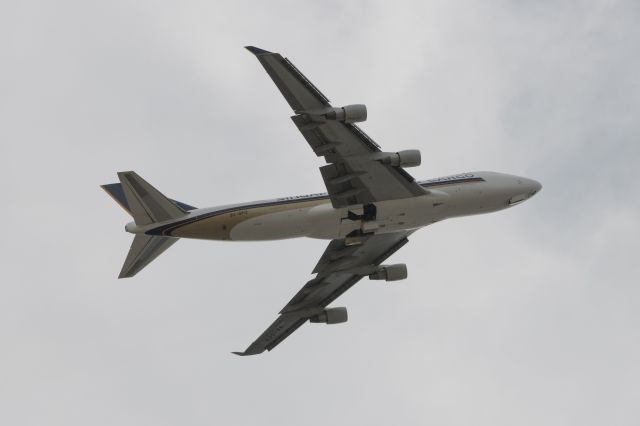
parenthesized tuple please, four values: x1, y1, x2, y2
(245, 46, 426, 208)
(233, 231, 411, 356)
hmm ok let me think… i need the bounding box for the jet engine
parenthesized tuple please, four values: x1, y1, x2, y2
(379, 150, 421, 168)
(324, 104, 367, 123)
(369, 264, 408, 281)
(310, 307, 348, 324)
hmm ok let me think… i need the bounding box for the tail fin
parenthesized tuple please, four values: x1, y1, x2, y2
(102, 171, 192, 278)
(101, 181, 197, 217)
(116, 171, 187, 225)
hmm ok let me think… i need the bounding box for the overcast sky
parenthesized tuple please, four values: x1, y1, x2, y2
(2, 1, 639, 425)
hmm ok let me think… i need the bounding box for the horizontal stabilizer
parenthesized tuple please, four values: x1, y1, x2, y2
(119, 234, 178, 278)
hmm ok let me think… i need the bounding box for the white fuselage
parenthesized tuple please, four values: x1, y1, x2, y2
(139, 171, 542, 242)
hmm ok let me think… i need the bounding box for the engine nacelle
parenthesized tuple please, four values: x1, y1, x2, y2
(369, 264, 408, 281)
(324, 104, 367, 123)
(379, 149, 421, 168)
(310, 307, 348, 324)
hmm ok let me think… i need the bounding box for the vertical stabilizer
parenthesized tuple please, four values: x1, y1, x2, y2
(117, 171, 187, 225)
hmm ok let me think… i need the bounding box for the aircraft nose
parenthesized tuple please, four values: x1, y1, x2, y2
(507, 176, 542, 206)
(527, 178, 542, 196)
(529, 179, 542, 196)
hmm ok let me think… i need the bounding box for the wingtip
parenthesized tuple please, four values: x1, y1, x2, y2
(232, 348, 264, 356)
(244, 46, 272, 55)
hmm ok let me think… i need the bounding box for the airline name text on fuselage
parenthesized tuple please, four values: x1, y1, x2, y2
(278, 193, 327, 201)
(424, 173, 476, 184)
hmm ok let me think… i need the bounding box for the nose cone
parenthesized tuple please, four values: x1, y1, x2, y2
(507, 176, 542, 206)
(525, 178, 542, 196)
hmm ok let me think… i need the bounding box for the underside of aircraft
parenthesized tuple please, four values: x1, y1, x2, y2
(102, 46, 541, 355)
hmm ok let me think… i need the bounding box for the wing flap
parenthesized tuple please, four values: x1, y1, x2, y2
(291, 115, 376, 159)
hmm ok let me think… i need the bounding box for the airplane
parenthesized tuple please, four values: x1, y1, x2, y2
(102, 46, 542, 356)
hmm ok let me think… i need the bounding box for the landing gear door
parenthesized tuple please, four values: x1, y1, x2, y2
(338, 206, 363, 237)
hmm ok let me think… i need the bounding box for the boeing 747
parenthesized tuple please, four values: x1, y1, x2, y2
(102, 46, 541, 355)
